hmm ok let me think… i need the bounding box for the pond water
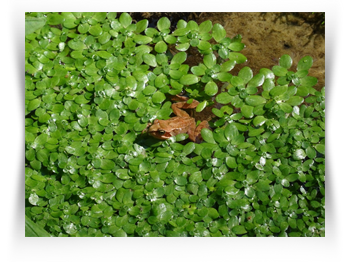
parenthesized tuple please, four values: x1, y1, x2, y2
(130, 12, 325, 91)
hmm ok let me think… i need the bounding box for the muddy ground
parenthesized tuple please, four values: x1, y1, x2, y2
(130, 12, 325, 91)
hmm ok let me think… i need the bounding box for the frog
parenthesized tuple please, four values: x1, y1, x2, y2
(147, 97, 210, 143)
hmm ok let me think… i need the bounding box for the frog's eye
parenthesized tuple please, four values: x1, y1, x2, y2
(158, 130, 166, 134)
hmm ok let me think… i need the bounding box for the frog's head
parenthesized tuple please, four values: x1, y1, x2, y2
(148, 119, 172, 140)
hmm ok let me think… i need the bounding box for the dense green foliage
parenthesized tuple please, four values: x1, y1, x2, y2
(25, 12, 325, 237)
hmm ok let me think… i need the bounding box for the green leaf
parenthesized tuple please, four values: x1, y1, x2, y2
(27, 99, 41, 111)
(119, 12, 132, 28)
(47, 13, 64, 25)
(25, 215, 51, 237)
(157, 17, 171, 32)
(228, 42, 245, 52)
(201, 128, 216, 144)
(89, 25, 102, 36)
(171, 52, 187, 64)
(245, 95, 266, 106)
(286, 96, 304, 106)
(229, 52, 247, 64)
(135, 19, 149, 33)
(270, 85, 288, 97)
(180, 74, 199, 86)
(143, 53, 157, 67)
(315, 144, 325, 155)
(297, 56, 313, 71)
(216, 92, 233, 104)
(25, 16, 47, 35)
(272, 66, 288, 77)
(225, 123, 239, 141)
(212, 23, 226, 42)
(154, 41, 167, 53)
(247, 73, 265, 88)
(204, 81, 218, 96)
(221, 60, 236, 72)
(133, 35, 153, 45)
(241, 105, 254, 118)
(196, 101, 207, 112)
(152, 91, 166, 104)
(203, 53, 216, 69)
(279, 54, 293, 69)
(199, 20, 212, 34)
(232, 225, 247, 235)
(238, 67, 253, 84)
(293, 149, 306, 160)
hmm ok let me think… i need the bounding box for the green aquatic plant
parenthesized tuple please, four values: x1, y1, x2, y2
(25, 12, 325, 237)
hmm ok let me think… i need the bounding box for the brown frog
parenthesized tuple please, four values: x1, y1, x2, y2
(147, 98, 209, 143)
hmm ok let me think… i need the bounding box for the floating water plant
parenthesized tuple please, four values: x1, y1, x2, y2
(25, 12, 325, 237)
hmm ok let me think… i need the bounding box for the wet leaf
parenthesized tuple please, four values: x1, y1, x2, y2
(212, 23, 226, 42)
(143, 53, 157, 67)
(119, 12, 132, 28)
(204, 81, 218, 96)
(297, 56, 313, 71)
(241, 105, 254, 118)
(152, 91, 166, 104)
(157, 17, 171, 32)
(279, 54, 293, 69)
(238, 67, 253, 84)
(201, 128, 216, 144)
(180, 74, 199, 86)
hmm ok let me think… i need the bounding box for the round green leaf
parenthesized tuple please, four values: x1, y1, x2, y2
(89, 25, 102, 36)
(133, 35, 153, 45)
(119, 12, 132, 28)
(203, 53, 216, 69)
(279, 54, 293, 69)
(143, 53, 157, 67)
(196, 101, 207, 112)
(293, 149, 306, 160)
(232, 225, 247, 235)
(27, 99, 41, 111)
(221, 60, 236, 72)
(245, 95, 266, 106)
(152, 91, 166, 104)
(279, 102, 293, 113)
(47, 13, 64, 25)
(175, 43, 190, 51)
(228, 42, 245, 52)
(155, 41, 168, 53)
(247, 73, 265, 88)
(241, 105, 254, 118)
(201, 128, 216, 144)
(272, 66, 288, 77)
(135, 19, 148, 33)
(270, 85, 288, 97)
(191, 66, 206, 76)
(297, 56, 313, 71)
(180, 74, 199, 86)
(253, 116, 266, 127)
(238, 67, 253, 84)
(315, 144, 325, 155)
(229, 52, 247, 64)
(216, 92, 233, 104)
(204, 81, 218, 96)
(157, 17, 171, 32)
(212, 23, 226, 42)
(199, 20, 212, 34)
(286, 96, 304, 106)
(171, 52, 187, 64)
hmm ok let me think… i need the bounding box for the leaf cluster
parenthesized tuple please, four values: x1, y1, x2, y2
(25, 12, 325, 237)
